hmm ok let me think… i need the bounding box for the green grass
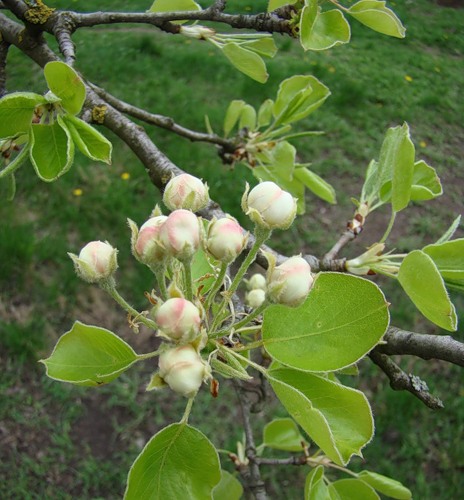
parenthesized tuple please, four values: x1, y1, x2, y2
(1, 0, 463, 498)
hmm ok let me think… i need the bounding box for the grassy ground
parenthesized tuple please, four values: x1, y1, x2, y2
(1, 0, 463, 498)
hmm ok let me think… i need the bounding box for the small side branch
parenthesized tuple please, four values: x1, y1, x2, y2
(323, 229, 356, 261)
(53, 16, 76, 65)
(369, 350, 444, 410)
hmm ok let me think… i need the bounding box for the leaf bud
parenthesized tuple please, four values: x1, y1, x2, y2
(267, 256, 313, 307)
(159, 209, 201, 262)
(131, 215, 168, 266)
(163, 174, 210, 212)
(68, 241, 118, 283)
(246, 273, 267, 291)
(158, 345, 210, 397)
(242, 181, 297, 230)
(245, 289, 266, 309)
(155, 298, 201, 343)
(206, 217, 248, 263)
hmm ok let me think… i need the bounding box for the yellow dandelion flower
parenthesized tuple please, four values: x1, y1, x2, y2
(121, 172, 130, 181)
(328, 66, 336, 73)
(73, 188, 83, 197)
(245, 6, 252, 11)
(434, 67, 441, 73)
(419, 140, 427, 148)
(404, 75, 413, 82)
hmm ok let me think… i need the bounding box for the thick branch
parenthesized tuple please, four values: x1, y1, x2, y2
(378, 327, 464, 367)
(53, 17, 75, 65)
(0, 38, 9, 97)
(369, 350, 444, 409)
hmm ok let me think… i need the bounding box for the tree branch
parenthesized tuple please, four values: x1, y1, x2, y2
(369, 350, 444, 410)
(323, 229, 356, 261)
(255, 456, 307, 466)
(0, 38, 9, 97)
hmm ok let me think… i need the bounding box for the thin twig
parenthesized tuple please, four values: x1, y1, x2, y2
(369, 350, 444, 410)
(255, 456, 307, 466)
(323, 229, 356, 261)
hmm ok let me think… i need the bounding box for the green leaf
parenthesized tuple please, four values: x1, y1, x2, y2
(358, 471, 412, 499)
(40, 321, 138, 386)
(347, 0, 406, 38)
(62, 114, 112, 164)
(0, 172, 16, 201)
(212, 470, 243, 500)
(409, 160, 442, 201)
(257, 99, 274, 128)
(268, 0, 297, 11)
(263, 418, 306, 452)
(0, 141, 30, 179)
(328, 479, 379, 499)
(267, 140, 296, 182)
(239, 104, 257, 131)
(423, 239, 464, 280)
(263, 273, 389, 372)
(294, 167, 336, 204)
(273, 75, 331, 126)
(125, 423, 221, 500)
(435, 215, 461, 244)
(30, 117, 74, 182)
(224, 100, 246, 137)
(305, 466, 331, 500)
(242, 37, 278, 58)
(221, 43, 269, 83)
(191, 246, 216, 294)
(269, 367, 374, 466)
(210, 357, 252, 381)
(0, 92, 46, 138)
(378, 123, 415, 212)
(398, 250, 457, 331)
(300, 3, 351, 51)
(44, 62, 86, 115)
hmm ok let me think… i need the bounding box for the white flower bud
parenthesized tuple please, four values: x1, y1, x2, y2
(246, 289, 266, 309)
(158, 345, 210, 397)
(242, 181, 297, 230)
(163, 174, 210, 212)
(132, 216, 168, 265)
(69, 241, 118, 283)
(246, 273, 267, 291)
(206, 217, 247, 263)
(267, 256, 313, 307)
(155, 298, 201, 343)
(159, 209, 201, 261)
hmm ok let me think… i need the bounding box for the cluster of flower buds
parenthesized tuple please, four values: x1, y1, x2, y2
(245, 273, 267, 309)
(68, 240, 118, 283)
(206, 216, 248, 264)
(155, 298, 201, 344)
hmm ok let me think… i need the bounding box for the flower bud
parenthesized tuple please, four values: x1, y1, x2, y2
(246, 273, 266, 291)
(267, 256, 313, 307)
(155, 298, 201, 343)
(246, 288, 266, 309)
(158, 345, 210, 397)
(242, 181, 297, 230)
(69, 241, 118, 283)
(163, 174, 210, 212)
(206, 217, 247, 263)
(132, 215, 168, 266)
(159, 209, 201, 261)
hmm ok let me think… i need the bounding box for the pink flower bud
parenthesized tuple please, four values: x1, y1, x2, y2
(206, 217, 247, 263)
(132, 216, 167, 265)
(69, 241, 118, 283)
(267, 256, 313, 307)
(158, 345, 210, 397)
(163, 174, 209, 212)
(243, 181, 297, 230)
(246, 288, 266, 309)
(159, 209, 201, 261)
(155, 298, 201, 343)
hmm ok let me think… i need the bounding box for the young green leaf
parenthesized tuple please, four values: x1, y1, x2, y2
(0, 172, 16, 201)
(398, 250, 457, 331)
(423, 239, 464, 280)
(358, 471, 412, 499)
(294, 167, 337, 204)
(223, 100, 246, 137)
(242, 37, 278, 58)
(30, 117, 74, 182)
(347, 0, 406, 38)
(300, 2, 351, 51)
(269, 367, 374, 466)
(328, 479, 379, 499)
(221, 43, 269, 83)
(191, 246, 216, 293)
(263, 273, 389, 372)
(239, 104, 257, 131)
(0, 92, 46, 138)
(62, 114, 112, 164)
(434, 215, 461, 244)
(212, 470, 243, 500)
(257, 98, 274, 128)
(125, 423, 221, 500)
(44, 62, 86, 115)
(262, 418, 307, 452)
(210, 357, 252, 380)
(409, 160, 442, 201)
(0, 141, 30, 179)
(305, 466, 330, 500)
(40, 321, 138, 386)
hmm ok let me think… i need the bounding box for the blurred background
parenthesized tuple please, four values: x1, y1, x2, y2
(1, 0, 463, 498)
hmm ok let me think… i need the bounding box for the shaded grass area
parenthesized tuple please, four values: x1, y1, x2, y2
(1, 0, 463, 498)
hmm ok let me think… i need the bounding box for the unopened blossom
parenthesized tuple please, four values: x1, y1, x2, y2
(163, 174, 209, 212)
(246, 288, 266, 309)
(246, 273, 267, 291)
(267, 256, 313, 307)
(159, 209, 201, 261)
(158, 345, 210, 397)
(69, 241, 118, 283)
(132, 215, 168, 265)
(242, 181, 297, 230)
(155, 298, 201, 343)
(206, 217, 247, 263)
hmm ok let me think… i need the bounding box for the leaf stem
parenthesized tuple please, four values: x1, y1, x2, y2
(136, 349, 161, 361)
(183, 260, 194, 301)
(205, 261, 229, 312)
(379, 210, 396, 243)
